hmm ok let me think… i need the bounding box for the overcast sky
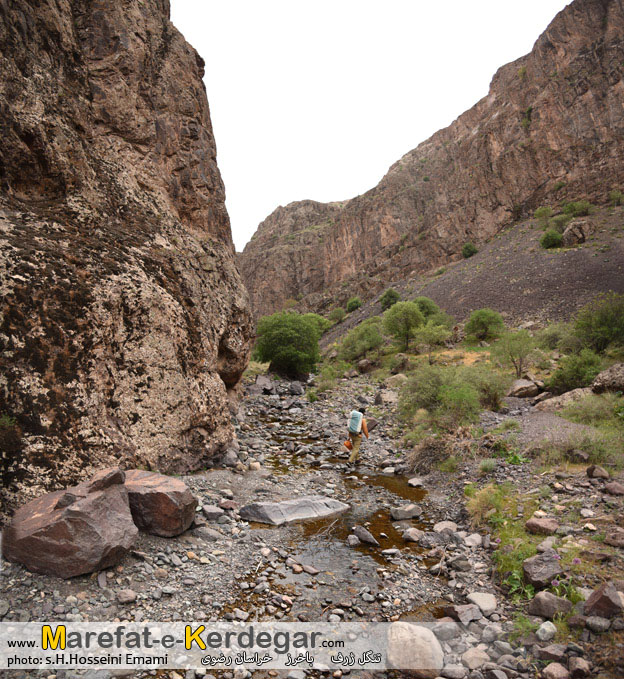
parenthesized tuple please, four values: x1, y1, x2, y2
(171, 1, 571, 251)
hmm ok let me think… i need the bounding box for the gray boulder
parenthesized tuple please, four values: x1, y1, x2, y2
(352, 525, 380, 546)
(239, 495, 349, 526)
(523, 549, 563, 589)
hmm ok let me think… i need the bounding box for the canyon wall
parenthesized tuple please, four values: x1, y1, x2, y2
(0, 0, 253, 515)
(240, 0, 624, 318)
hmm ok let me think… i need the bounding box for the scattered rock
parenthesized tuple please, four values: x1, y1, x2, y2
(604, 527, 624, 548)
(433, 520, 458, 533)
(408, 477, 424, 487)
(352, 525, 380, 546)
(117, 589, 137, 604)
(466, 592, 497, 616)
(386, 622, 444, 677)
(390, 504, 422, 520)
(569, 656, 591, 678)
(605, 481, 624, 496)
(584, 582, 624, 618)
(239, 496, 349, 525)
(403, 528, 425, 543)
(542, 661, 570, 679)
(586, 465, 609, 480)
(385, 373, 408, 389)
(461, 647, 489, 670)
(289, 381, 305, 395)
(523, 549, 563, 589)
(124, 470, 196, 537)
(525, 517, 559, 535)
(536, 621, 557, 642)
(507, 379, 539, 398)
(528, 591, 572, 619)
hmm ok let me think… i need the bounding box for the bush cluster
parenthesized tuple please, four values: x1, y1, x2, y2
(380, 288, 400, 311)
(328, 307, 346, 323)
(346, 296, 362, 313)
(540, 228, 563, 249)
(339, 317, 383, 361)
(465, 308, 505, 341)
(547, 349, 602, 394)
(462, 242, 478, 258)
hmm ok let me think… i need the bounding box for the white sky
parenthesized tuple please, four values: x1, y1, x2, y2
(171, 1, 571, 251)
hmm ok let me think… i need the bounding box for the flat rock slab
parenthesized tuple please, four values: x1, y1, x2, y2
(239, 495, 349, 526)
(124, 469, 196, 537)
(2, 468, 138, 578)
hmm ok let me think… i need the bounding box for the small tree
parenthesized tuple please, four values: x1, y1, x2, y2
(413, 296, 441, 318)
(383, 301, 425, 351)
(253, 312, 321, 377)
(380, 288, 400, 310)
(328, 307, 346, 323)
(608, 189, 623, 207)
(413, 321, 451, 363)
(492, 330, 536, 378)
(465, 308, 505, 341)
(534, 206, 553, 227)
(462, 242, 478, 258)
(540, 229, 563, 249)
(346, 296, 362, 313)
(339, 317, 384, 361)
(302, 313, 331, 336)
(573, 292, 624, 352)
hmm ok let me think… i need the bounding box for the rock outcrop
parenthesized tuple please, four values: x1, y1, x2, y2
(0, 0, 253, 519)
(240, 0, 624, 317)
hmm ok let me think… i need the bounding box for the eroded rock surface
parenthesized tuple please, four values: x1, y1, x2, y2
(0, 0, 253, 517)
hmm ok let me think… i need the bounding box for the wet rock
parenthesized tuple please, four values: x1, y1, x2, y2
(386, 621, 444, 677)
(403, 528, 425, 543)
(239, 496, 349, 525)
(467, 592, 497, 616)
(591, 362, 624, 393)
(528, 591, 572, 619)
(525, 517, 559, 535)
(536, 621, 557, 641)
(586, 465, 609, 479)
(507, 379, 539, 398)
(584, 582, 624, 618)
(124, 470, 196, 537)
(605, 481, 624, 496)
(523, 549, 563, 589)
(352, 525, 380, 546)
(2, 468, 138, 578)
(390, 504, 422, 520)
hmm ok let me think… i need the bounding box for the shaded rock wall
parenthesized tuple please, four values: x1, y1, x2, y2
(240, 0, 624, 317)
(0, 0, 253, 517)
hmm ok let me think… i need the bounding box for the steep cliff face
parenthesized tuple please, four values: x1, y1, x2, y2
(0, 0, 253, 515)
(240, 0, 624, 318)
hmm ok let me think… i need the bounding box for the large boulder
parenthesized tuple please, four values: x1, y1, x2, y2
(507, 379, 540, 398)
(239, 496, 349, 526)
(526, 517, 559, 535)
(374, 389, 398, 406)
(2, 468, 138, 578)
(386, 622, 444, 677)
(562, 218, 594, 247)
(124, 470, 196, 537)
(523, 549, 564, 589)
(385, 373, 409, 389)
(534, 388, 593, 412)
(592, 363, 624, 393)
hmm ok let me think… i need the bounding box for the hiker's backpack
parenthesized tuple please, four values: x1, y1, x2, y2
(348, 410, 363, 434)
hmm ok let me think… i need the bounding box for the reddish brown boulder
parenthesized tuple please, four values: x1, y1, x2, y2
(605, 481, 624, 496)
(525, 517, 559, 536)
(584, 582, 624, 618)
(2, 468, 137, 578)
(124, 470, 196, 537)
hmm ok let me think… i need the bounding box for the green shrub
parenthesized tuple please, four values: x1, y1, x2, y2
(462, 365, 511, 411)
(346, 296, 362, 313)
(534, 206, 553, 226)
(547, 214, 572, 233)
(491, 330, 536, 378)
(562, 200, 592, 217)
(536, 322, 573, 350)
(413, 296, 440, 318)
(547, 349, 602, 394)
(479, 458, 498, 475)
(383, 301, 425, 351)
(573, 292, 624, 353)
(462, 242, 478, 258)
(253, 312, 322, 377)
(608, 189, 623, 207)
(302, 313, 331, 336)
(339, 317, 384, 361)
(328, 307, 346, 323)
(380, 288, 401, 311)
(465, 308, 505, 341)
(540, 228, 563, 249)
(561, 392, 624, 432)
(399, 364, 481, 429)
(413, 321, 451, 363)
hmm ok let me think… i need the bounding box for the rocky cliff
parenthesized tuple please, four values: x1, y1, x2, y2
(0, 0, 253, 517)
(240, 0, 624, 318)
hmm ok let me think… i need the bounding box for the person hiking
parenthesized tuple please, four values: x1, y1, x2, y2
(347, 407, 369, 465)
